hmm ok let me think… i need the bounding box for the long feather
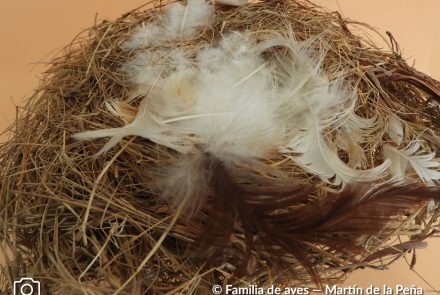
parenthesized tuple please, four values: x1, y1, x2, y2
(384, 142, 440, 183)
(193, 164, 440, 285)
(286, 120, 390, 185)
(73, 94, 193, 156)
(273, 35, 389, 185)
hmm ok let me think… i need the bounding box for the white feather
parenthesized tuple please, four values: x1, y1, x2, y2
(73, 94, 193, 156)
(344, 113, 381, 142)
(122, 0, 213, 49)
(285, 119, 390, 185)
(176, 32, 283, 163)
(335, 130, 367, 169)
(77, 30, 393, 183)
(121, 48, 192, 103)
(335, 113, 382, 168)
(75, 32, 281, 161)
(272, 35, 389, 185)
(384, 142, 440, 183)
(76, 26, 397, 213)
(387, 114, 404, 145)
(156, 152, 210, 215)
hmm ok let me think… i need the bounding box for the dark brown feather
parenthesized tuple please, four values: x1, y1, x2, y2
(190, 160, 440, 286)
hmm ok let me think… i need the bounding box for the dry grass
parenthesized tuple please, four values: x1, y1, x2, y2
(1, 0, 440, 294)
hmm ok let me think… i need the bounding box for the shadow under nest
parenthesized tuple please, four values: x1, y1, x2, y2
(1, 0, 440, 294)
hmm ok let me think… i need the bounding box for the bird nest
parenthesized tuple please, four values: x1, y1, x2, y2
(1, 0, 440, 294)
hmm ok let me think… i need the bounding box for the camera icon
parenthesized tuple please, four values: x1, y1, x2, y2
(13, 278, 41, 295)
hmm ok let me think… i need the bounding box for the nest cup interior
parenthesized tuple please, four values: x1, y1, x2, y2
(1, 0, 440, 294)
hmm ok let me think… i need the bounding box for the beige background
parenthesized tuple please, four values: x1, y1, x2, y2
(1, 0, 439, 291)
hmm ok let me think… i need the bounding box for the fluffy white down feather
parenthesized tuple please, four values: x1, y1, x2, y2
(122, 0, 213, 50)
(76, 31, 285, 162)
(156, 151, 210, 215)
(74, 1, 440, 213)
(387, 114, 404, 146)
